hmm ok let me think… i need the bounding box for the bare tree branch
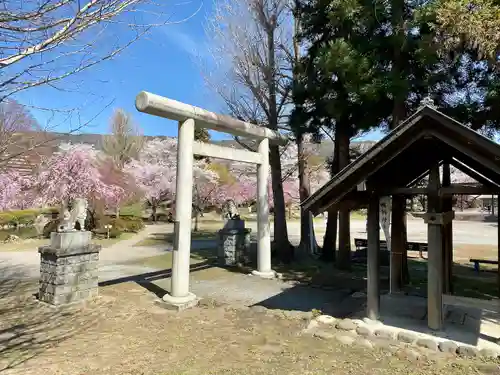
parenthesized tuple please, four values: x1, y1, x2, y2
(102, 108, 144, 168)
(200, 0, 294, 131)
(0, 0, 201, 100)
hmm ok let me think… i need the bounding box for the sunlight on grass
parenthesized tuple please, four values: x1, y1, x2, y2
(133, 230, 217, 247)
(407, 260, 499, 300)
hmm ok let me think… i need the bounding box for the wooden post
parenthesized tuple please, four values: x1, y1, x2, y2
(391, 195, 405, 292)
(402, 210, 409, 285)
(427, 164, 443, 331)
(442, 162, 453, 294)
(367, 195, 380, 320)
(497, 195, 500, 299)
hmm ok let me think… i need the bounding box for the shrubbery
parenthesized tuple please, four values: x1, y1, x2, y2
(111, 216, 145, 232)
(2, 207, 145, 239)
(0, 207, 58, 228)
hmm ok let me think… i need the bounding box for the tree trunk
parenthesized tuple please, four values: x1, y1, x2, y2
(321, 137, 340, 262)
(322, 209, 338, 262)
(152, 201, 157, 223)
(194, 210, 199, 232)
(266, 18, 292, 263)
(390, 0, 408, 284)
(116, 206, 120, 219)
(391, 0, 406, 128)
(337, 208, 351, 270)
(296, 133, 318, 258)
(336, 124, 351, 270)
(270, 146, 292, 262)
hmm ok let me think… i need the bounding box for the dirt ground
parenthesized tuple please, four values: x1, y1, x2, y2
(0, 280, 498, 375)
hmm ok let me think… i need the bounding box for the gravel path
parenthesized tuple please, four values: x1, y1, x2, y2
(0, 225, 170, 280)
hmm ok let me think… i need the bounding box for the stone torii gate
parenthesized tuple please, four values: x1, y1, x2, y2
(135, 91, 287, 309)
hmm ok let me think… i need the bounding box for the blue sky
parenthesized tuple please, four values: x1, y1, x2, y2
(13, 0, 382, 142)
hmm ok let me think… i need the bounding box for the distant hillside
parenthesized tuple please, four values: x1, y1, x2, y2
(1, 130, 378, 173)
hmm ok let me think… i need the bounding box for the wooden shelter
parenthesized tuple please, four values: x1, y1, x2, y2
(301, 99, 500, 330)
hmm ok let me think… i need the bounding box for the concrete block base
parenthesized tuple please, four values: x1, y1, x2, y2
(251, 270, 276, 279)
(38, 231, 101, 306)
(158, 292, 199, 311)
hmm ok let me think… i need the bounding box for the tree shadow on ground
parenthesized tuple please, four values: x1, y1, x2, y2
(99, 260, 215, 299)
(0, 266, 102, 373)
(107, 234, 500, 348)
(252, 284, 365, 318)
(268, 253, 499, 348)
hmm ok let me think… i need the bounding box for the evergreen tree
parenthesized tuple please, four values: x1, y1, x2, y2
(292, 0, 393, 269)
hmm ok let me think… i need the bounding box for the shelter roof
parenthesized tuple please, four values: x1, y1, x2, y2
(302, 103, 500, 215)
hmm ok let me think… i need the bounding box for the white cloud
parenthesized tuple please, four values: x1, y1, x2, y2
(161, 26, 208, 59)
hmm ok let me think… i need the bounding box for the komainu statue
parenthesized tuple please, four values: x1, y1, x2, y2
(58, 198, 88, 232)
(221, 199, 240, 220)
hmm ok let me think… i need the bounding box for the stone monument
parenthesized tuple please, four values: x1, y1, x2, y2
(38, 198, 101, 305)
(218, 202, 251, 266)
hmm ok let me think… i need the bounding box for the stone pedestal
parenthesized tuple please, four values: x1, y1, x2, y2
(38, 231, 101, 306)
(217, 219, 251, 266)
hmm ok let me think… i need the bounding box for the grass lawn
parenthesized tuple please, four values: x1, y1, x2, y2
(133, 229, 218, 247)
(350, 210, 367, 220)
(264, 253, 500, 301)
(404, 258, 500, 300)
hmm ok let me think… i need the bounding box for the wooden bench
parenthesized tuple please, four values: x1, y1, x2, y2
(354, 238, 428, 258)
(469, 258, 498, 272)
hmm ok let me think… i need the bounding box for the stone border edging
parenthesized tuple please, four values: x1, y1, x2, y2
(304, 314, 500, 359)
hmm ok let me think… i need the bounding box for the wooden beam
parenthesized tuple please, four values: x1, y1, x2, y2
(367, 195, 380, 320)
(390, 196, 406, 293)
(450, 158, 500, 188)
(440, 186, 500, 195)
(407, 160, 444, 187)
(429, 130, 500, 178)
(192, 141, 263, 164)
(442, 163, 453, 295)
(378, 185, 500, 196)
(314, 191, 370, 214)
(428, 110, 500, 165)
(382, 187, 427, 195)
(497, 196, 500, 299)
(302, 123, 426, 214)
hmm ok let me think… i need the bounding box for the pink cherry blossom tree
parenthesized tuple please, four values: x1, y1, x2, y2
(226, 141, 329, 214)
(98, 156, 137, 211)
(125, 138, 222, 225)
(0, 170, 33, 210)
(34, 143, 125, 209)
(191, 161, 220, 230)
(124, 138, 177, 222)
